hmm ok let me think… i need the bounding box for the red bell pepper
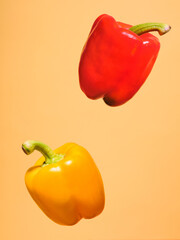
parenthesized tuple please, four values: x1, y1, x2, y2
(79, 14, 171, 106)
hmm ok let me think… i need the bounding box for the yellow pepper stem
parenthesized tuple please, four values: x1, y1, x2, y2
(22, 140, 64, 166)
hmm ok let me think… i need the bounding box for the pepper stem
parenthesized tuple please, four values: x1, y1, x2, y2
(22, 140, 64, 166)
(130, 23, 171, 36)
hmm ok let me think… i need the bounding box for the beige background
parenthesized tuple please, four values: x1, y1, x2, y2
(1, 0, 180, 239)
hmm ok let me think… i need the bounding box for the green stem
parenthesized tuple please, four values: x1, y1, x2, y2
(130, 22, 171, 36)
(22, 140, 64, 166)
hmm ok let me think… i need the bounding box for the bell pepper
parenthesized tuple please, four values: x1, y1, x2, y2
(22, 140, 105, 225)
(79, 14, 171, 106)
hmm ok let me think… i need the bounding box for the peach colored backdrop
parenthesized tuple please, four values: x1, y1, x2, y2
(1, 0, 179, 239)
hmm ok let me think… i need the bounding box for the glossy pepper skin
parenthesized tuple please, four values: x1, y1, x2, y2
(79, 14, 170, 106)
(22, 140, 105, 226)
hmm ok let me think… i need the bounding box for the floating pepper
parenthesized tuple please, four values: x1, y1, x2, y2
(22, 140, 105, 225)
(79, 14, 171, 106)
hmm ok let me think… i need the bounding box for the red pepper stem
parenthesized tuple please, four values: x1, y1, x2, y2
(130, 23, 171, 36)
(22, 140, 64, 165)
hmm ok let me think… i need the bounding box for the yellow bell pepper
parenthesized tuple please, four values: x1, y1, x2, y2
(22, 140, 105, 225)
